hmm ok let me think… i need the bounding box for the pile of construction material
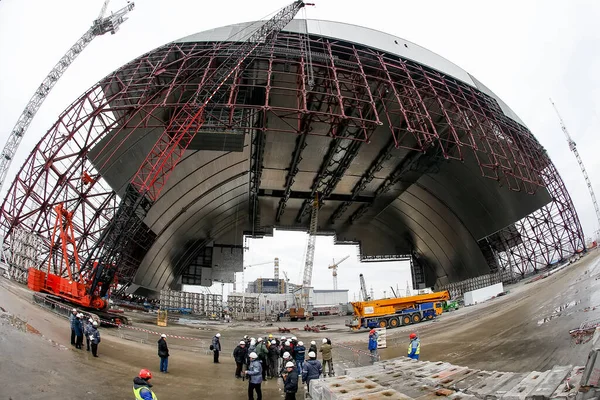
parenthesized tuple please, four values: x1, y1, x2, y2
(309, 357, 584, 400)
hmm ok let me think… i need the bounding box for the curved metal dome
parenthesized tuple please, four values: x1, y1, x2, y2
(0, 19, 584, 292)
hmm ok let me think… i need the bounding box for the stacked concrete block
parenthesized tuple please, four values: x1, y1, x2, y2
(308, 354, 578, 400)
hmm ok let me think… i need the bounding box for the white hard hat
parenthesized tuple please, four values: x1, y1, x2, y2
(88, 318, 94, 323)
(285, 340, 290, 346)
(271, 340, 276, 344)
(251, 337, 256, 341)
(281, 336, 286, 340)
(240, 340, 245, 345)
(161, 334, 167, 338)
(257, 337, 263, 342)
(251, 339, 256, 345)
(283, 351, 291, 358)
(322, 338, 328, 344)
(308, 351, 316, 358)
(72, 308, 77, 312)
(311, 341, 316, 345)
(292, 336, 297, 340)
(298, 341, 304, 346)
(92, 321, 98, 327)
(249, 352, 258, 359)
(77, 313, 83, 318)
(285, 361, 295, 368)
(244, 335, 248, 339)
(216, 333, 221, 337)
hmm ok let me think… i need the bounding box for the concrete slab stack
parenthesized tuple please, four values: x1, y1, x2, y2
(307, 356, 580, 400)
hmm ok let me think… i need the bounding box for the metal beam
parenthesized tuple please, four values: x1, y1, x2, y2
(259, 188, 373, 203)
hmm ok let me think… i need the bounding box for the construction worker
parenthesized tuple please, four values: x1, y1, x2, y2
(268, 340, 279, 379)
(308, 340, 317, 354)
(89, 321, 101, 357)
(245, 352, 263, 400)
(248, 338, 257, 368)
(301, 351, 322, 393)
(157, 334, 169, 373)
(133, 369, 158, 400)
(368, 329, 379, 364)
(84, 318, 94, 351)
(319, 338, 334, 377)
(69, 308, 78, 346)
(256, 337, 268, 380)
(280, 351, 293, 376)
(408, 332, 421, 360)
(212, 333, 221, 363)
(233, 340, 247, 378)
(294, 341, 306, 373)
(282, 361, 299, 400)
(74, 313, 84, 349)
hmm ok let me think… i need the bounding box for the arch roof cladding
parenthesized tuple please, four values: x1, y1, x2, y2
(176, 19, 525, 126)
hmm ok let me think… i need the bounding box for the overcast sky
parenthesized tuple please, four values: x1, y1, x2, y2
(0, 1, 599, 296)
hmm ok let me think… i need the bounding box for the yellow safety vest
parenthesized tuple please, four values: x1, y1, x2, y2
(407, 339, 420, 355)
(133, 385, 158, 400)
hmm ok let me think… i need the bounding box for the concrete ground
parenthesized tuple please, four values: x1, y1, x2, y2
(0, 249, 598, 399)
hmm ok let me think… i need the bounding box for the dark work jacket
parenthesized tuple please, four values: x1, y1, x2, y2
(284, 369, 299, 393)
(294, 345, 306, 362)
(73, 319, 83, 336)
(302, 359, 322, 382)
(309, 344, 317, 354)
(158, 338, 169, 357)
(233, 345, 247, 363)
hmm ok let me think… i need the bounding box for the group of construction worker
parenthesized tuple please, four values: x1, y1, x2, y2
(368, 328, 421, 362)
(229, 334, 334, 400)
(69, 308, 101, 357)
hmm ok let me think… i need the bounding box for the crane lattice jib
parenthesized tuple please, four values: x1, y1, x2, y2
(131, 0, 308, 202)
(302, 194, 319, 308)
(551, 100, 600, 241)
(0, 2, 135, 194)
(85, 1, 308, 291)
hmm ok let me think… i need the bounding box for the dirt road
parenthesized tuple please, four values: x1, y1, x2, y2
(1, 250, 598, 399)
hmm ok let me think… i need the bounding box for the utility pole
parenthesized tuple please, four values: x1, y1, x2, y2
(551, 99, 600, 242)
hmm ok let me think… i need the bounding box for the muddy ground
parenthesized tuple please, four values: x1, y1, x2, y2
(1, 249, 599, 399)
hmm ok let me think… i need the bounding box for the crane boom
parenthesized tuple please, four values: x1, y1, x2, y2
(0, 1, 135, 194)
(328, 254, 350, 290)
(85, 1, 310, 294)
(301, 194, 319, 308)
(551, 99, 600, 241)
(359, 273, 369, 301)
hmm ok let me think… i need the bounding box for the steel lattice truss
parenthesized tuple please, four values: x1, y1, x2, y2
(0, 30, 585, 283)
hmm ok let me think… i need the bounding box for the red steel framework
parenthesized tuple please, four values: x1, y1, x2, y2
(0, 29, 585, 283)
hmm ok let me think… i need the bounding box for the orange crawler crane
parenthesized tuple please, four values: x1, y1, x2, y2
(28, 203, 110, 310)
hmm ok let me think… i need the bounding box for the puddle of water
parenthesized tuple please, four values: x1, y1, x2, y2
(537, 300, 581, 325)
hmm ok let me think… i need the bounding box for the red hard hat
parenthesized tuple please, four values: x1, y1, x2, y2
(139, 369, 152, 380)
(369, 329, 376, 334)
(409, 333, 417, 339)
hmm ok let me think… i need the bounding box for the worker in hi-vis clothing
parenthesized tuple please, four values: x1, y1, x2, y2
(407, 333, 421, 360)
(133, 369, 158, 399)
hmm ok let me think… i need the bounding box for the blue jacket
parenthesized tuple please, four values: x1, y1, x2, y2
(212, 336, 221, 351)
(368, 333, 378, 351)
(73, 319, 83, 336)
(294, 345, 306, 361)
(246, 360, 263, 384)
(70, 313, 77, 329)
(302, 359, 322, 382)
(89, 326, 101, 344)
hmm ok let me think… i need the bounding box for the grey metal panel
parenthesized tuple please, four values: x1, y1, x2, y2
(175, 19, 522, 126)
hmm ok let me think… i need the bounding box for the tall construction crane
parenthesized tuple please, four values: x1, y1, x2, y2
(301, 194, 319, 310)
(238, 259, 274, 293)
(0, 0, 136, 194)
(551, 99, 600, 242)
(328, 255, 349, 290)
(83, 0, 311, 296)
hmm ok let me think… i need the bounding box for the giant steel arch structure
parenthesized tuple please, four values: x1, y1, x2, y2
(0, 20, 585, 293)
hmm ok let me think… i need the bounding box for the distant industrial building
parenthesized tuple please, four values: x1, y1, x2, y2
(246, 278, 287, 294)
